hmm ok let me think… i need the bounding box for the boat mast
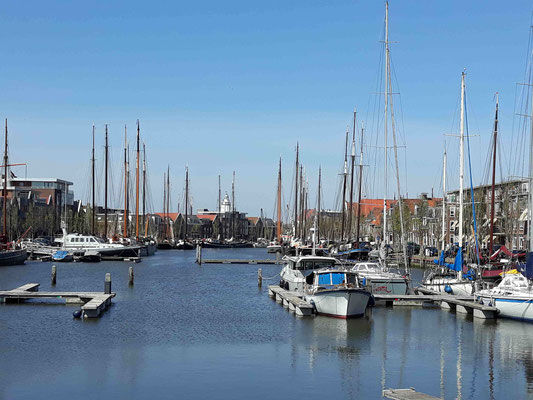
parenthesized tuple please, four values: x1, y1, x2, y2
(104, 124, 109, 240)
(348, 108, 357, 242)
(529, 71, 533, 254)
(489, 94, 499, 256)
(167, 166, 170, 240)
(459, 72, 466, 278)
(277, 157, 282, 243)
(91, 123, 96, 236)
(162, 172, 166, 240)
(123, 125, 128, 238)
(135, 120, 140, 239)
(231, 171, 235, 238)
(356, 122, 365, 247)
(294, 143, 299, 238)
(441, 145, 447, 252)
(142, 142, 146, 237)
(383, 1, 389, 246)
(218, 174, 222, 239)
(3, 119, 7, 239)
(185, 166, 189, 240)
(341, 129, 349, 242)
(317, 166, 322, 243)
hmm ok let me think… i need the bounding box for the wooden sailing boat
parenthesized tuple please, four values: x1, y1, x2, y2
(176, 166, 194, 250)
(0, 119, 27, 265)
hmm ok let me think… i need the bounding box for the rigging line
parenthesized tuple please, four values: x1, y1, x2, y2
(464, 90, 481, 266)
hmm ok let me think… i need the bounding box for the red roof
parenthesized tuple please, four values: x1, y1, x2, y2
(154, 212, 180, 222)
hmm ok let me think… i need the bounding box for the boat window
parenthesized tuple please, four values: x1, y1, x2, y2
(331, 273, 345, 285)
(80, 238, 85, 242)
(318, 273, 331, 285)
(90, 238, 96, 243)
(346, 274, 357, 285)
(314, 260, 335, 269)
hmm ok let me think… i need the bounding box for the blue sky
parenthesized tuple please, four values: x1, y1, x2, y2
(0, 1, 531, 217)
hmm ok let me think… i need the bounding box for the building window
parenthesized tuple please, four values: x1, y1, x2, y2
(450, 207, 456, 218)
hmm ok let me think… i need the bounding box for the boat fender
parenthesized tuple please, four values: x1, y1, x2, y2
(368, 295, 375, 307)
(73, 310, 82, 319)
(362, 277, 367, 286)
(444, 285, 453, 294)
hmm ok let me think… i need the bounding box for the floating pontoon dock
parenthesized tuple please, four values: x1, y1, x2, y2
(268, 285, 499, 319)
(0, 283, 116, 318)
(202, 259, 280, 265)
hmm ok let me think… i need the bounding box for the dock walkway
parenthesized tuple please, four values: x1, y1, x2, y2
(268, 285, 314, 316)
(203, 259, 280, 265)
(0, 283, 116, 318)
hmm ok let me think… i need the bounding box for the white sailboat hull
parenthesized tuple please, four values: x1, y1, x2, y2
(423, 278, 474, 296)
(305, 289, 370, 318)
(478, 294, 533, 321)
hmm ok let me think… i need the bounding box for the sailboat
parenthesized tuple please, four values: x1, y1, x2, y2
(176, 166, 194, 250)
(0, 119, 27, 266)
(422, 72, 474, 296)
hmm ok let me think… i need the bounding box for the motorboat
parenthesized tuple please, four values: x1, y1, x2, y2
(476, 271, 533, 321)
(304, 269, 372, 318)
(352, 262, 409, 295)
(279, 255, 339, 292)
(79, 250, 101, 262)
(422, 270, 474, 296)
(175, 240, 195, 250)
(55, 232, 142, 258)
(267, 242, 282, 253)
(52, 250, 74, 262)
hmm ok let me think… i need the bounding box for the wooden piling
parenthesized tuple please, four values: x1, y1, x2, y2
(105, 273, 112, 294)
(128, 266, 134, 286)
(196, 245, 202, 265)
(51, 265, 57, 286)
(258, 268, 262, 287)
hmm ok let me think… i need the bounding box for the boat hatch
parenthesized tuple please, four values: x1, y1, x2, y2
(500, 275, 529, 289)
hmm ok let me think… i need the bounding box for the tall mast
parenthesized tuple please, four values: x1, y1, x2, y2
(91, 123, 96, 236)
(167, 166, 170, 240)
(3, 119, 7, 238)
(123, 125, 128, 238)
(294, 143, 299, 238)
(489, 95, 499, 256)
(231, 171, 235, 238)
(441, 145, 447, 252)
(340, 129, 349, 242)
(348, 108, 357, 241)
(299, 165, 304, 240)
(383, 0, 389, 246)
(142, 143, 147, 237)
(459, 72, 466, 276)
(162, 172, 166, 239)
(104, 124, 109, 240)
(185, 166, 189, 239)
(277, 157, 282, 243)
(317, 166, 322, 242)
(135, 120, 140, 239)
(218, 174, 222, 240)
(356, 122, 365, 247)
(530, 72, 533, 253)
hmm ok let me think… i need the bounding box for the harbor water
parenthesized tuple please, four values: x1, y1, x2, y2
(1, 248, 532, 399)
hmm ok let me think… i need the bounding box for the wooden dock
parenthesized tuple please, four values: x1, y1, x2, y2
(268, 285, 315, 316)
(203, 259, 280, 265)
(0, 283, 116, 318)
(374, 287, 498, 319)
(383, 388, 440, 400)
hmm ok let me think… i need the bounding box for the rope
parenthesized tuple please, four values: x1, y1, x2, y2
(260, 272, 280, 280)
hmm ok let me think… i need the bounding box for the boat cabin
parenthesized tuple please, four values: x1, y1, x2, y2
(353, 262, 382, 273)
(285, 256, 338, 271)
(498, 273, 530, 291)
(306, 270, 359, 288)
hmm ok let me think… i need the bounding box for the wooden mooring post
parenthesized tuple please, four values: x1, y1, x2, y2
(258, 268, 262, 287)
(196, 245, 202, 265)
(128, 266, 134, 286)
(51, 265, 57, 285)
(105, 273, 112, 294)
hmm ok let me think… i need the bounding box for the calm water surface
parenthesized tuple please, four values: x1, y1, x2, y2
(1, 248, 532, 399)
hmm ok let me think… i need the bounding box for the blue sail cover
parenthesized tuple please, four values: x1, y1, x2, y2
(450, 247, 463, 272)
(433, 250, 457, 271)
